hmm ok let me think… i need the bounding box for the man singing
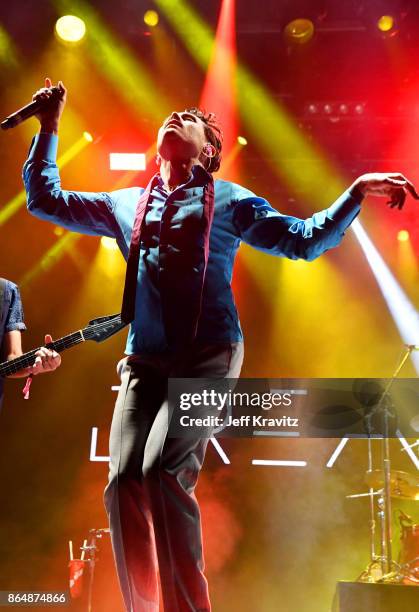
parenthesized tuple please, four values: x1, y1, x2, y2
(23, 78, 418, 612)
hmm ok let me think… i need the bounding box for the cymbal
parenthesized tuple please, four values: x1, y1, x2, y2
(365, 470, 419, 501)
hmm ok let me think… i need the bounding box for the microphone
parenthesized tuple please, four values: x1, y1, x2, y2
(1, 87, 61, 130)
(405, 344, 419, 351)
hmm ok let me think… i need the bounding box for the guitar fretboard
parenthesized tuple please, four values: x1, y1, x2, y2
(0, 331, 84, 377)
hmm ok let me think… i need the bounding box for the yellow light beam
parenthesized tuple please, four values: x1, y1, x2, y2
(150, 23, 199, 111)
(154, 0, 213, 68)
(0, 134, 92, 226)
(55, 0, 175, 124)
(0, 25, 20, 68)
(20, 232, 81, 288)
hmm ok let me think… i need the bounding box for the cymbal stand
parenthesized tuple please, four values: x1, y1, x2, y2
(357, 346, 415, 582)
(367, 346, 414, 580)
(80, 528, 109, 612)
(357, 412, 382, 581)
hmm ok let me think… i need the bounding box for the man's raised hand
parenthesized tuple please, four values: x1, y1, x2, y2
(351, 172, 419, 210)
(32, 77, 67, 134)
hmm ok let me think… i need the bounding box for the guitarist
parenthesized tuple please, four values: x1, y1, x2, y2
(23, 79, 418, 612)
(0, 277, 61, 409)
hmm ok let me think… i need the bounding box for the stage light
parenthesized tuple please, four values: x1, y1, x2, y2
(284, 18, 314, 45)
(83, 131, 93, 142)
(377, 15, 394, 33)
(55, 15, 86, 43)
(397, 229, 409, 242)
(352, 219, 419, 373)
(100, 236, 118, 250)
(307, 101, 365, 119)
(109, 153, 146, 171)
(237, 136, 247, 146)
(144, 10, 159, 27)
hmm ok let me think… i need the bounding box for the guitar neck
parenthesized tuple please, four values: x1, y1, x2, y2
(0, 330, 85, 377)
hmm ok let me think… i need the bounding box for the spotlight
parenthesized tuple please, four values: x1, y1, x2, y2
(354, 103, 365, 115)
(144, 10, 159, 27)
(339, 104, 348, 115)
(109, 153, 146, 171)
(284, 18, 314, 45)
(352, 219, 419, 374)
(101, 236, 118, 250)
(323, 104, 333, 115)
(55, 15, 86, 43)
(83, 131, 93, 142)
(377, 15, 395, 33)
(397, 229, 410, 242)
(237, 136, 247, 146)
(307, 104, 318, 114)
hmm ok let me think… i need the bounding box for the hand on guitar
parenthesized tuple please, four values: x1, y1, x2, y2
(2, 314, 124, 380)
(30, 334, 61, 375)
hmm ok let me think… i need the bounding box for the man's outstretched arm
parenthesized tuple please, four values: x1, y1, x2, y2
(232, 174, 418, 261)
(22, 78, 121, 238)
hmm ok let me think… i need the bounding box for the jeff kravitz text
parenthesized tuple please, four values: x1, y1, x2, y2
(179, 414, 299, 428)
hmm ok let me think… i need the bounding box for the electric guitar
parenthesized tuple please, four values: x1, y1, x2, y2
(0, 314, 127, 377)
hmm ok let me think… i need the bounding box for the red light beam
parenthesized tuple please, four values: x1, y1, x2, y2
(199, 0, 239, 181)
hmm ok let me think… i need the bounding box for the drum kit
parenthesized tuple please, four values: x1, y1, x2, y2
(350, 468, 419, 584)
(347, 346, 419, 584)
